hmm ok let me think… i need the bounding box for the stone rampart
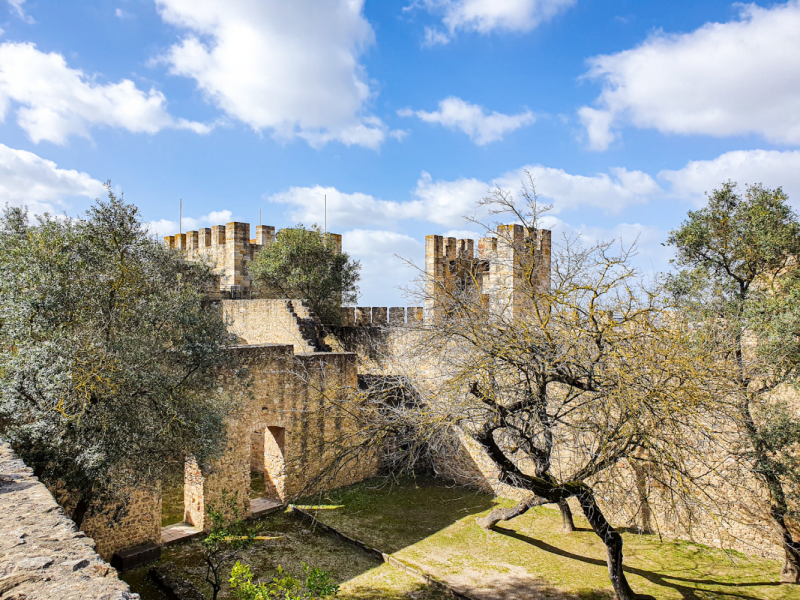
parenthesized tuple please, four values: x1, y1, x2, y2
(0, 441, 138, 599)
(221, 298, 318, 352)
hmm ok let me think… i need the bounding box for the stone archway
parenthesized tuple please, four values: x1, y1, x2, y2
(250, 425, 285, 503)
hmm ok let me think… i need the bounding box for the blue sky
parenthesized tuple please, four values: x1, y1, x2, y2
(2, 0, 800, 305)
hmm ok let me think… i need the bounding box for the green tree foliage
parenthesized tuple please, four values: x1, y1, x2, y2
(0, 187, 237, 527)
(230, 561, 339, 600)
(248, 224, 360, 325)
(667, 181, 800, 584)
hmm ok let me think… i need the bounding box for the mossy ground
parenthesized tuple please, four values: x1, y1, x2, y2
(130, 477, 795, 600)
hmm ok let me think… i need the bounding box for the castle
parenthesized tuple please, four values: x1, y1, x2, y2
(76, 218, 787, 569)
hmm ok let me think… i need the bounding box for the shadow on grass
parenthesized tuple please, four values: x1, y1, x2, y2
(299, 477, 498, 554)
(493, 527, 781, 600)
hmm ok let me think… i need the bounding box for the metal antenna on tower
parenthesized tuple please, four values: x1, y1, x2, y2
(179, 199, 182, 235)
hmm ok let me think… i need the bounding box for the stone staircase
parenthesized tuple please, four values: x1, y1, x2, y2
(286, 300, 332, 353)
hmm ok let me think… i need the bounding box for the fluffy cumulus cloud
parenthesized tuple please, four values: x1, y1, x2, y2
(146, 209, 234, 238)
(416, 0, 575, 44)
(0, 42, 209, 145)
(658, 149, 800, 207)
(541, 217, 671, 273)
(0, 143, 105, 214)
(399, 97, 535, 145)
(579, 1, 800, 150)
(498, 165, 660, 213)
(155, 0, 389, 149)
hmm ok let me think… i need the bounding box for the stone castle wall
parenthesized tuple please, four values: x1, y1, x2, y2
(327, 321, 795, 561)
(0, 441, 137, 599)
(81, 488, 162, 561)
(183, 344, 379, 530)
(221, 298, 317, 351)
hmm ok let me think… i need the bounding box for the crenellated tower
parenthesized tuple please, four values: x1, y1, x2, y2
(425, 224, 551, 321)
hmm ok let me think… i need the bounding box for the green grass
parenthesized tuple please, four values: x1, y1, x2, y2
(131, 477, 796, 600)
(302, 477, 796, 600)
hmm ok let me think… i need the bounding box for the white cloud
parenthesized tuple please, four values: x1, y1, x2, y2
(8, 0, 34, 24)
(579, 1, 800, 150)
(268, 185, 412, 230)
(343, 229, 423, 306)
(270, 162, 660, 238)
(268, 173, 491, 230)
(658, 149, 800, 208)
(414, 0, 575, 44)
(410, 171, 491, 225)
(115, 8, 133, 19)
(146, 209, 234, 238)
(155, 0, 386, 149)
(0, 42, 209, 144)
(0, 143, 105, 214)
(553, 219, 671, 274)
(498, 164, 660, 213)
(399, 97, 535, 145)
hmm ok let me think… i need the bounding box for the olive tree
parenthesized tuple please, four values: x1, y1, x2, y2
(248, 224, 360, 325)
(0, 188, 237, 527)
(667, 182, 800, 584)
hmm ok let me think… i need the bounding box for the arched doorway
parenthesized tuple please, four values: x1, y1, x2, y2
(250, 425, 285, 503)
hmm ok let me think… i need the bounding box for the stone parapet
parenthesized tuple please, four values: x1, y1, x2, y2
(343, 306, 423, 327)
(0, 440, 138, 600)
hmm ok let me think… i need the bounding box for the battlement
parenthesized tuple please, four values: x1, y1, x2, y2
(165, 221, 342, 298)
(425, 224, 551, 320)
(340, 306, 423, 327)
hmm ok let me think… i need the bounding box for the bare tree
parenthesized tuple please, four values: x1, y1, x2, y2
(296, 177, 724, 599)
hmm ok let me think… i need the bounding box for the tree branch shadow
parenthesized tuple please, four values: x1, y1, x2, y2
(493, 526, 781, 600)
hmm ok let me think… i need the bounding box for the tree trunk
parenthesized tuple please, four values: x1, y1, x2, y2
(772, 501, 800, 584)
(576, 490, 635, 600)
(558, 499, 575, 532)
(740, 395, 800, 585)
(476, 497, 547, 529)
(71, 497, 89, 530)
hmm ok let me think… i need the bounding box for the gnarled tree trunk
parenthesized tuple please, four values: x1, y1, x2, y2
(576, 490, 636, 600)
(476, 497, 548, 529)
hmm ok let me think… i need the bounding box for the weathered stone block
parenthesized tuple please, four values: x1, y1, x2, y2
(388, 307, 405, 325)
(406, 307, 423, 323)
(341, 307, 355, 327)
(355, 307, 371, 326)
(372, 307, 388, 326)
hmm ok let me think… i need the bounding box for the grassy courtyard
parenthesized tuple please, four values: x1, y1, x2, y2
(126, 477, 794, 600)
(301, 478, 793, 600)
